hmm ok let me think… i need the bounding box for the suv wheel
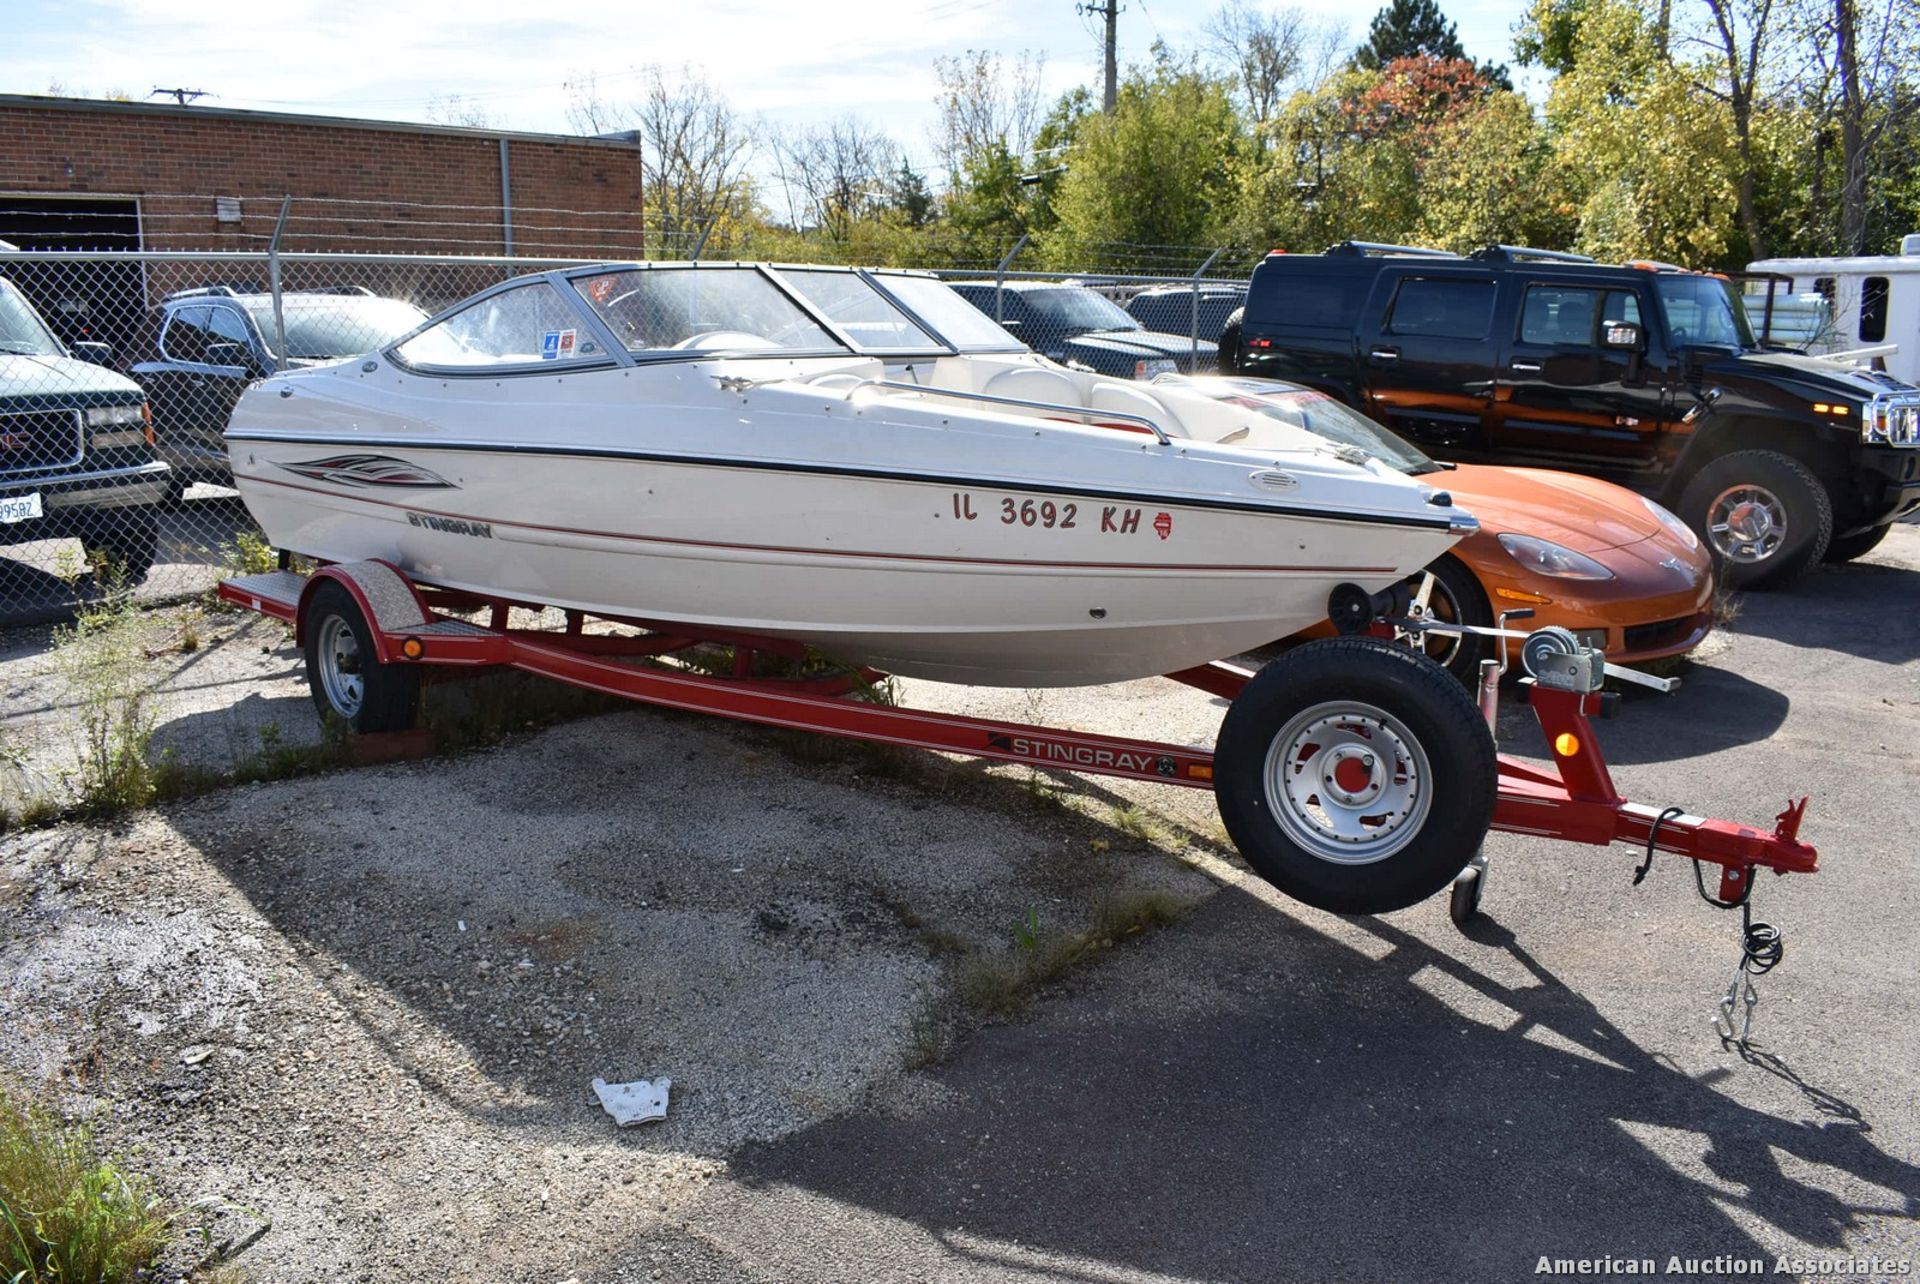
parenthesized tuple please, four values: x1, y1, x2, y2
(1216, 307, 1243, 373)
(82, 511, 158, 587)
(1823, 524, 1890, 564)
(1678, 449, 1831, 589)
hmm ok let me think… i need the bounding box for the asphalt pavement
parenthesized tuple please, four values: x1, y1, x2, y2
(636, 528, 1920, 1283)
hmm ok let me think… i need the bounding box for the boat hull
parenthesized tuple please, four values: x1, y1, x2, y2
(231, 443, 1458, 686)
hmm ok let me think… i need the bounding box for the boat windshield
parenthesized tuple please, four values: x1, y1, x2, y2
(773, 269, 948, 354)
(573, 266, 843, 356)
(870, 274, 1027, 352)
(1160, 376, 1445, 476)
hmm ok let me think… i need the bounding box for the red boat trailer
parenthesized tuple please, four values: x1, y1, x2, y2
(220, 559, 1817, 904)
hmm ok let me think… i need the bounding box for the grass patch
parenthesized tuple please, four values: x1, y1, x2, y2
(1109, 805, 1162, 845)
(950, 890, 1192, 1022)
(0, 1081, 169, 1284)
(50, 594, 164, 820)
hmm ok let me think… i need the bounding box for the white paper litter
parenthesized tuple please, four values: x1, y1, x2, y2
(591, 1076, 671, 1127)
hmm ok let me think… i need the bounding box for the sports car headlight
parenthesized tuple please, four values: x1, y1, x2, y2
(1639, 495, 1699, 551)
(1497, 533, 1615, 580)
(1135, 358, 1177, 379)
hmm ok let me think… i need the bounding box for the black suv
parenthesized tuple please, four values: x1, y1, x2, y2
(1220, 242, 1920, 587)
(1, 275, 169, 588)
(133, 286, 426, 496)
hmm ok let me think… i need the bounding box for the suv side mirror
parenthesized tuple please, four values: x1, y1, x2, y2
(1601, 321, 1645, 352)
(70, 341, 115, 366)
(204, 341, 259, 372)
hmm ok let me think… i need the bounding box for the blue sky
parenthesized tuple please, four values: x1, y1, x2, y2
(6, 0, 1536, 168)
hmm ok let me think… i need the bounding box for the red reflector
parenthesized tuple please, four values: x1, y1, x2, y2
(1250, 338, 1272, 348)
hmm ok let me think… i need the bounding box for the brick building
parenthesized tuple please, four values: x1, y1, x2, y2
(0, 94, 645, 350)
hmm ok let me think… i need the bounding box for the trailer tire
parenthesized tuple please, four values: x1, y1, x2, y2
(301, 580, 419, 734)
(1215, 637, 1496, 914)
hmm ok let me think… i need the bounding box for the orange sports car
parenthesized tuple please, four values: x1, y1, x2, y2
(1169, 377, 1715, 682)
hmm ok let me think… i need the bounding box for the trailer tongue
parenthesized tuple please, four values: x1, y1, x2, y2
(220, 560, 1817, 1042)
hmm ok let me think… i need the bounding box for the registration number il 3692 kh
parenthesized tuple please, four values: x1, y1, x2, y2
(0, 493, 43, 525)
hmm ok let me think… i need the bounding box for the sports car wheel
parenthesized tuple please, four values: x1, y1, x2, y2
(1679, 449, 1831, 589)
(1404, 554, 1489, 686)
(301, 580, 419, 733)
(1214, 637, 1497, 914)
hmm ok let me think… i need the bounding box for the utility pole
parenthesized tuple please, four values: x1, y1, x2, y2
(1076, 0, 1123, 112)
(150, 87, 208, 106)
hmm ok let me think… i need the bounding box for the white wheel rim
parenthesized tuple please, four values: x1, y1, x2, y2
(315, 615, 365, 717)
(1262, 700, 1433, 866)
(1708, 484, 1786, 563)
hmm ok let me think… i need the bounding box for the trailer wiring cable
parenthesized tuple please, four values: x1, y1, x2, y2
(1632, 806, 1687, 885)
(1635, 805, 1784, 978)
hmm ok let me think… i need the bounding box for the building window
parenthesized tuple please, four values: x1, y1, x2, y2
(1859, 276, 1889, 343)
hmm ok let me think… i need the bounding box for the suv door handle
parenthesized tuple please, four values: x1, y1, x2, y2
(1510, 360, 1543, 373)
(1368, 346, 1399, 362)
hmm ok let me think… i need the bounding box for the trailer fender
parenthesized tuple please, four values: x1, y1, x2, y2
(294, 560, 432, 663)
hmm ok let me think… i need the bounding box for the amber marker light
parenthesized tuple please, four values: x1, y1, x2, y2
(1496, 586, 1553, 605)
(401, 637, 425, 659)
(1554, 732, 1580, 757)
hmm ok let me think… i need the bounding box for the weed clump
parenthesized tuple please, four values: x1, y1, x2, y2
(0, 1082, 169, 1284)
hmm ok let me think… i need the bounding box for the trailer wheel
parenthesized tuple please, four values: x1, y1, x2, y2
(301, 581, 419, 733)
(1215, 637, 1496, 914)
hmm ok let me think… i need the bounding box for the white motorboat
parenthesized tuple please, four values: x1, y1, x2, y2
(226, 264, 1476, 686)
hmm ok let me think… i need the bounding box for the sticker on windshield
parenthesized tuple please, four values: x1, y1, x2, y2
(540, 329, 578, 361)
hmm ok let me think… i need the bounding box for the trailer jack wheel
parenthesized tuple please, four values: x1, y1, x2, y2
(1449, 849, 1489, 928)
(1215, 637, 1497, 915)
(301, 580, 420, 734)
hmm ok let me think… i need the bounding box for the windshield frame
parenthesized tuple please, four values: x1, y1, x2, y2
(0, 280, 68, 358)
(384, 262, 1045, 377)
(1653, 273, 1755, 351)
(865, 271, 1027, 353)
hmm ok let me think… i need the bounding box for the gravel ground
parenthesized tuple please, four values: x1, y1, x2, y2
(1, 525, 1916, 1283)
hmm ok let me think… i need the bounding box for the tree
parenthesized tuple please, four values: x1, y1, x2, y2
(1205, 1, 1342, 130)
(1543, 0, 1744, 263)
(1046, 51, 1245, 262)
(890, 162, 936, 228)
(770, 117, 900, 241)
(1685, 0, 1781, 257)
(1354, 0, 1464, 66)
(931, 50, 1047, 177)
(1803, 0, 1920, 251)
(564, 66, 755, 253)
(1354, 0, 1510, 88)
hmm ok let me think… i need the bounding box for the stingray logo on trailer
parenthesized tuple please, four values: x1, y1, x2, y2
(276, 454, 455, 489)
